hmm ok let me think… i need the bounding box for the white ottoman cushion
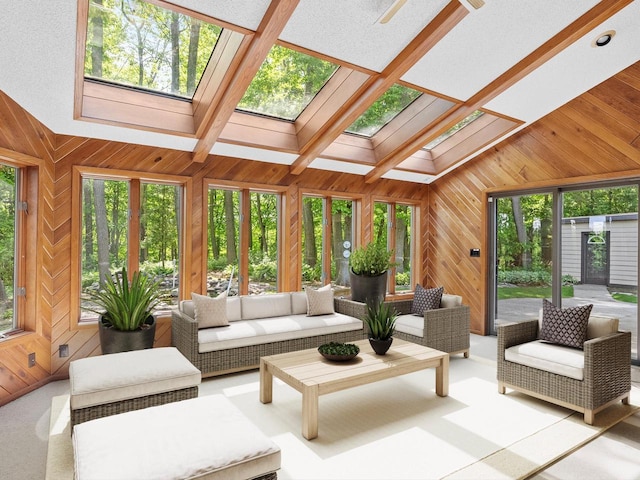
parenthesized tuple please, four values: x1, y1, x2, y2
(69, 347, 201, 410)
(73, 395, 281, 480)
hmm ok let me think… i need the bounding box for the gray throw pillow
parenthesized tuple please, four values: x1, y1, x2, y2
(539, 298, 592, 349)
(412, 285, 444, 316)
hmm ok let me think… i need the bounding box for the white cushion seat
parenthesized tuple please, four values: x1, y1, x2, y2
(69, 347, 201, 425)
(73, 395, 281, 480)
(505, 340, 585, 380)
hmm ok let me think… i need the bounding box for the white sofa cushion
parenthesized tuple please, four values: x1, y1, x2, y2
(69, 347, 201, 410)
(192, 291, 229, 329)
(181, 296, 242, 322)
(395, 314, 424, 338)
(198, 313, 363, 352)
(291, 291, 308, 314)
(505, 340, 585, 380)
(306, 284, 335, 316)
(73, 395, 281, 480)
(242, 293, 291, 320)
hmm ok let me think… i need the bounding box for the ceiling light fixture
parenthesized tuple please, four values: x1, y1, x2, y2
(591, 30, 616, 47)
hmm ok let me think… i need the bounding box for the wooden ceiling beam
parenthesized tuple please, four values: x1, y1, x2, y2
(364, 0, 633, 183)
(191, 0, 300, 163)
(288, 0, 469, 176)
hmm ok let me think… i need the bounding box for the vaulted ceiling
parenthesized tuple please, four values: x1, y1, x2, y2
(1, 0, 640, 184)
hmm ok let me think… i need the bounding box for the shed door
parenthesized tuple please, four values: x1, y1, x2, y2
(581, 231, 610, 285)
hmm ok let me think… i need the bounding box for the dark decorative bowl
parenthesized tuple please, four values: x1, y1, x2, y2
(318, 342, 360, 362)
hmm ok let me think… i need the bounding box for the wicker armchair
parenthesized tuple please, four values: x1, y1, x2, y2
(497, 319, 631, 424)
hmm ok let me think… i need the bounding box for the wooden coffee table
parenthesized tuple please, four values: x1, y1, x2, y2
(259, 338, 449, 440)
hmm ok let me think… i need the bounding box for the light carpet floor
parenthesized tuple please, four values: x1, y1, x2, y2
(46, 356, 639, 480)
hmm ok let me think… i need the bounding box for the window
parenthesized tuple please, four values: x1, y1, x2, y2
(423, 110, 484, 150)
(0, 165, 19, 335)
(236, 45, 338, 121)
(207, 186, 282, 296)
(346, 84, 422, 137)
(301, 195, 356, 292)
(374, 201, 416, 294)
(79, 174, 183, 321)
(84, 0, 222, 99)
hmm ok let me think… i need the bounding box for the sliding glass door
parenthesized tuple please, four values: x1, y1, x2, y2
(489, 183, 639, 362)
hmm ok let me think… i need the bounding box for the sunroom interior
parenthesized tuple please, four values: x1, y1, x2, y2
(1, 1, 640, 472)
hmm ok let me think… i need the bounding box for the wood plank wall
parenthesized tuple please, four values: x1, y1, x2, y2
(428, 61, 640, 334)
(2, 59, 639, 403)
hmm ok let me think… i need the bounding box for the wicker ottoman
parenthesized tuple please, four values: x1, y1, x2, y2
(73, 395, 281, 480)
(69, 347, 201, 427)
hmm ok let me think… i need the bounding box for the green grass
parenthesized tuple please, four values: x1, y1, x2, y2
(498, 285, 574, 300)
(611, 292, 637, 304)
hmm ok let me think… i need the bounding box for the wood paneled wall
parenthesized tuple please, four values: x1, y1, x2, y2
(428, 61, 640, 334)
(2, 59, 640, 403)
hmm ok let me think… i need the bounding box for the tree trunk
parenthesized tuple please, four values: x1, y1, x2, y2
(170, 12, 180, 94)
(395, 216, 407, 273)
(303, 198, 317, 267)
(511, 196, 530, 268)
(93, 179, 110, 285)
(255, 194, 268, 256)
(209, 190, 219, 259)
(224, 190, 237, 264)
(90, 0, 103, 77)
(332, 211, 349, 286)
(83, 180, 94, 265)
(186, 19, 201, 94)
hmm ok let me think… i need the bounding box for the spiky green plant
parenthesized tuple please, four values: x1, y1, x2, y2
(364, 300, 398, 340)
(84, 267, 161, 331)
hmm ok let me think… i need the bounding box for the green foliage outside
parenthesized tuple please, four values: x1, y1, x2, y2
(611, 292, 637, 304)
(498, 286, 574, 301)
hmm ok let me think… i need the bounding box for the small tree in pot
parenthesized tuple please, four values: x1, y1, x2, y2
(349, 242, 395, 305)
(84, 267, 162, 354)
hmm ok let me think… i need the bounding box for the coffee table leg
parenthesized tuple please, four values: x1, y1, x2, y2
(435, 354, 449, 397)
(302, 385, 319, 440)
(260, 359, 273, 404)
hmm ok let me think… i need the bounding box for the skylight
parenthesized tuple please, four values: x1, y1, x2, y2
(236, 45, 338, 121)
(345, 84, 422, 137)
(84, 0, 222, 99)
(424, 110, 485, 150)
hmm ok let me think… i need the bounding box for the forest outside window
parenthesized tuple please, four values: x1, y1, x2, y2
(301, 195, 355, 294)
(84, 0, 222, 99)
(0, 165, 20, 336)
(80, 175, 182, 322)
(374, 201, 415, 295)
(207, 187, 281, 296)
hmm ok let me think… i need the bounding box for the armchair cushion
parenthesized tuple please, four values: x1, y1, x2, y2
(412, 285, 443, 315)
(539, 299, 592, 349)
(504, 340, 585, 380)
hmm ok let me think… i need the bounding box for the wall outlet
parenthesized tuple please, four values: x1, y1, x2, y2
(28, 352, 36, 368)
(59, 344, 69, 357)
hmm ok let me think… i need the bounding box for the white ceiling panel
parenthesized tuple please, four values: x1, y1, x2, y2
(485, 0, 640, 122)
(169, 0, 270, 30)
(279, 0, 449, 72)
(211, 144, 298, 165)
(383, 169, 434, 184)
(309, 158, 374, 175)
(403, 0, 600, 101)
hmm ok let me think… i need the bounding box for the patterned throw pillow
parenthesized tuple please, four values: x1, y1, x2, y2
(412, 285, 444, 316)
(539, 298, 592, 349)
(191, 291, 229, 329)
(306, 284, 335, 316)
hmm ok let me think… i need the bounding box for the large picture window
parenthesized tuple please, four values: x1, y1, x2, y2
(79, 173, 183, 322)
(0, 165, 19, 335)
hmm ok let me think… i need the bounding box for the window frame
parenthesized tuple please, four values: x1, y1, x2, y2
(72, 166, 191, 326)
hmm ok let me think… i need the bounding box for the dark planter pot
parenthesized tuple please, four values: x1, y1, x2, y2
(369, 337, 393, 355)
(349, 270, 388, 305)
(99, 315, 156, 355)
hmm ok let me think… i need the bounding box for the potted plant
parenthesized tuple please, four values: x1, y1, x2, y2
(364, 300, 398, 355)
(349, 241, 394, 305)
(84, 267, 162, 354)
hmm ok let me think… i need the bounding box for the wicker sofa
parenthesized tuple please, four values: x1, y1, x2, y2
(172, 293, 365, 377)
(497, 316, 631, 424)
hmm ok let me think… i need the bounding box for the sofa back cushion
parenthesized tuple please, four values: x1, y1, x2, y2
(291, 292, 308, 315)
(180, 296, 242, 322)
(440, 294, 462, 308)
(191, 292, 229, 329)
(241, 293, 291, 320)
(305, 284, 335, 316)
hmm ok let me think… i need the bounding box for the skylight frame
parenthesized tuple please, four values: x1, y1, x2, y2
(423, 109, 485, 151)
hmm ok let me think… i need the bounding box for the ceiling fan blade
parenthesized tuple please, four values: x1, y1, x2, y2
(378, 0, 407, 24)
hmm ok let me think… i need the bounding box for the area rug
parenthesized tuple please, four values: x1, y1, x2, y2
(46, 356, 639, 480)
